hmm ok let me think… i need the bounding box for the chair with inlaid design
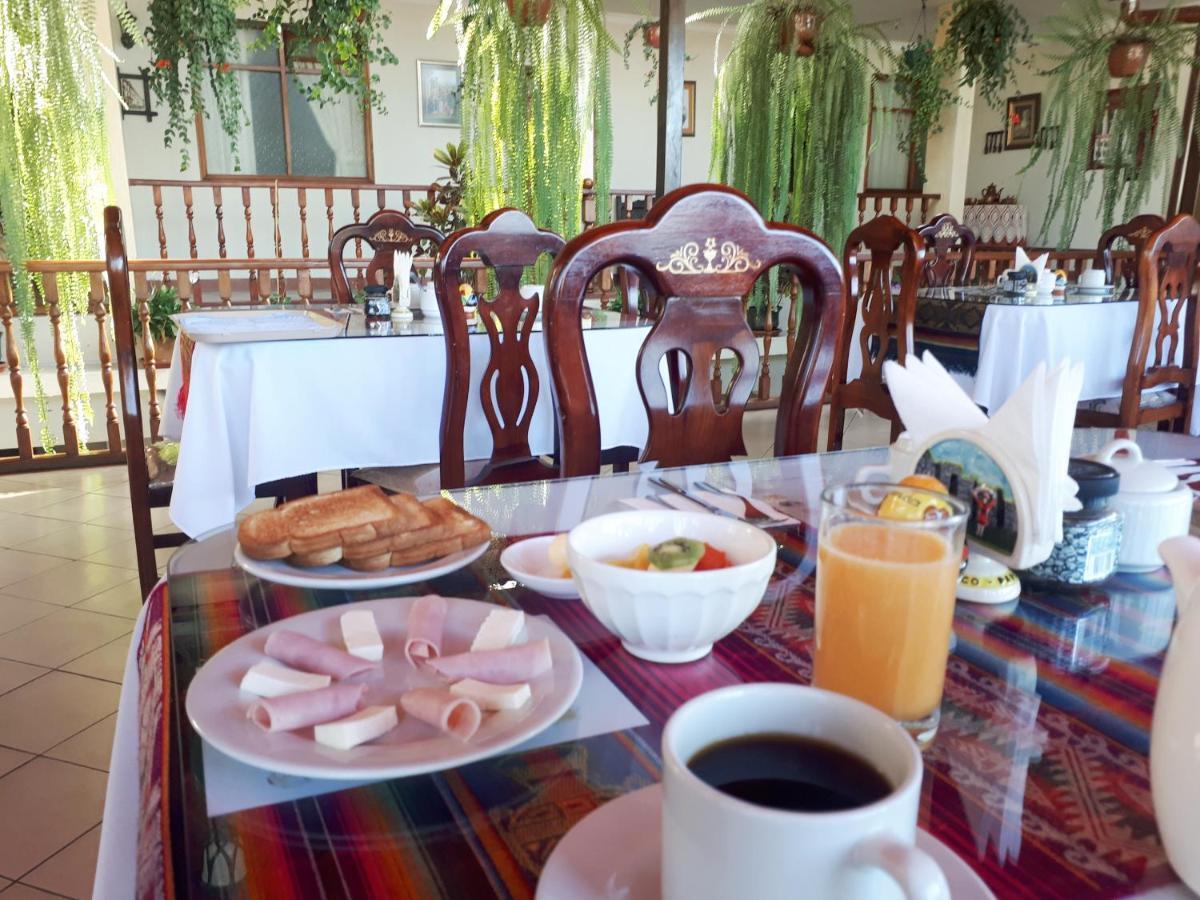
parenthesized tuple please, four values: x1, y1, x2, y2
(1076, 214, 1200, 432)
(1095, 214, 1166, 289)
(828, 215, 923, 450)
(328, 209, 446, 303)
(105, 207, 317, 599)
(543, 184, 845, 476)
(917, 213, 976, 287)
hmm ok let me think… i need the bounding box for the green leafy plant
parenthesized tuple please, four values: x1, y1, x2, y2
(0, 0, 111, 452)
(1025, 0, 1199, 248)
(414, 142, 468, 232)
(895, 37, 957, 185)
(252, 0, 399, 112)
(133, 285, 181, 345)
(429, 0, 615, 249)
(939, 0, 1031, 107)
(146, 0, 243, 170)
(622, 17, 660, 90)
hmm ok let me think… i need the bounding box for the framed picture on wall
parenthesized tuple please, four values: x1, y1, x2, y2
(417, 61, 461, 128)
(1004, 94, 1040, 150)
(683, 81, 696, 137)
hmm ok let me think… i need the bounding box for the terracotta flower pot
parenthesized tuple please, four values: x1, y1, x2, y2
(1108, 39, 1150, 78)
(136, 336, 176, 370)
(506, 0, 553, 26)
(643, 22, 661, 49)
(778, 8, 821, 55)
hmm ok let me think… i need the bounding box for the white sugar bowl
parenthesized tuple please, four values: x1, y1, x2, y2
(1090, 439, 1192, 572)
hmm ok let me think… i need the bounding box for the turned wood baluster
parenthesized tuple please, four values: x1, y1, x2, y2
(298, 269, 312, 305)
(377, 188, 386, 211)
(134, 271, 162, 441)
(176, 268, 192, 310)
(90, 272, 121, 452)
(152, 185, 168, 258)
(325, 188, 335, 244)
(258, 270, 272, 304)
(402, 190, 413, 214)
(758, 305, 773, 401)
(351, 189, 362, 257)
(218, 271, 232, 307)
(298, 188, 310, 258)
(249, 269, 261, 305)
(42, 273, 79, 454)
(271, 183, 283, 258)
(786, 276, 799, 358)
(905, 196, 914, 225)
(183, 185, 198, 258)
(0, 276, 33, 460)
(242, 187, 255, 258)
(857, 195, 866, 224)
(213, 186, 227, 258)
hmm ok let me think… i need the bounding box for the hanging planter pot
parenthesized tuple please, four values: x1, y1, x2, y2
(643, 22, 661, 49)
(778, 8, 821, 55)
(1108, 38, 1151, 77)
(506, 0, 553, 26)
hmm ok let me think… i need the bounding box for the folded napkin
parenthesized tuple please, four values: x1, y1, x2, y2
(621, 491, 797, 527)
(393, 250, 413, 306)
(1014, 246, 1050, 277)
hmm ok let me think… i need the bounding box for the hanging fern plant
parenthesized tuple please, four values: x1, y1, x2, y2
(1025, 0, 1198, 248)
(146, 0, 243, 170)
(429, 0, 615, 246)
(0, 0, 111, 452)
(700, 0, 879, 254)
(940, 0, 1031, 108)
(895, 37, 957, 185)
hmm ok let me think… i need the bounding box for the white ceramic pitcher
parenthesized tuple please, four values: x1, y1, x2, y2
(1151, 535, 1200, 893)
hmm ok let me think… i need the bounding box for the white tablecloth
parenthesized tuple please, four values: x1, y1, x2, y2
(164, 326, 652, 536)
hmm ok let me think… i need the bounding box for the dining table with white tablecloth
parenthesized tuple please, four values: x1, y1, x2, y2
(161, 309, 654, 536)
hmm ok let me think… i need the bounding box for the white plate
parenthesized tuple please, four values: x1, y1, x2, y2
(1072, 285, 1115, 296)
(234, 539, 489, 590)
(173, 308, 348, 344)
(186, 595, 584, 780)
(536, 785, 996, 900)
(500, 536, 579, 599)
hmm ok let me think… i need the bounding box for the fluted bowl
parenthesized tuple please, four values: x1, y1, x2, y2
(567, 510, 777, 663)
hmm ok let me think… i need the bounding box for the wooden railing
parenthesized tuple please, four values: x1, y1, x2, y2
(857, 191, 942, 228)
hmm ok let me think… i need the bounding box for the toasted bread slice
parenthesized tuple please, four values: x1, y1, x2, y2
(371, 493, 435, 537)
(423, 497, 491, 547)
(279, 486, 400, 540)
(341, 551, 393, 572)
(237, 510, 292, 560)
(390, 535, 466, 567)
(289, 546, 343, 567)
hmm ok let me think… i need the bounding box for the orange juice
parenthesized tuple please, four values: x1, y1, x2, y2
(813, 521, 960, 723)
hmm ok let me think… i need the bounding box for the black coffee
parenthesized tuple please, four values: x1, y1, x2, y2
(687, 733, 893, 813)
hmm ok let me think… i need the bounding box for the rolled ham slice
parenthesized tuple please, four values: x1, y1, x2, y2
(400, 687, 482, 741)
(264, 630, 376, 680)
(248, 683, 366, 732)
(426, 638, 552, 684)
(404, 595, 448, 667)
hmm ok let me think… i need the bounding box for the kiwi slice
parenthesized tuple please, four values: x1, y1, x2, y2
(649, 538, 705, 572)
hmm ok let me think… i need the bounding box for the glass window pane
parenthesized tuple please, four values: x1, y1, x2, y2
(286, 75, 368, 178)
(234, 27, 280, 67)
(202, 70, 287, 176)
(867, 108, 913, 190)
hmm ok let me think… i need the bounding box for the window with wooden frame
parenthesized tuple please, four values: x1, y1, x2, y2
(863, 75, 921, 192)
(196, 27, 373, 181)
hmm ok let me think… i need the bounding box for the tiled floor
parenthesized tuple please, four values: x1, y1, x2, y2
(0, 407, 891, 899)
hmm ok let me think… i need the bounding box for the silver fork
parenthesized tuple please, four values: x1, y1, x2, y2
(696, 481, 776, 522)
(649, 477, 773, 524)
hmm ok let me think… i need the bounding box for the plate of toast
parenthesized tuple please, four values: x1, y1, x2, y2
(235, 486, 493, 589)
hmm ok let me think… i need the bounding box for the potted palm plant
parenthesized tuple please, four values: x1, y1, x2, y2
(134, 284, 181, 369)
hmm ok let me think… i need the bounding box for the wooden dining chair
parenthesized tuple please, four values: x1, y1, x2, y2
(1076, 214, 1200, 432)
(105, 207, 317, 599)
(328, 209, 445, 303)
(827, 215, 923, 451)
(543, 184, 844, 476)
(1095, 214, 1166, 289)
(917, 213, 977, 287)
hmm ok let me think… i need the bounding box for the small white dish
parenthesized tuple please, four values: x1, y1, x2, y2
(234, 540, 489, 590)
(536, 785, 996, 900)
(500, 535, 579, 599)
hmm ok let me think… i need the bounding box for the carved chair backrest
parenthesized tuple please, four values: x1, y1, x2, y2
(434, 209, 565, 489)
(544, 184, 845, 476)
(328, 209, 445, 303)
(917, 213, 976, 287)
(1096, 214, 1166, 289)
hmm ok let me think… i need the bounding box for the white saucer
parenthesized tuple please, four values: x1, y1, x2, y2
(536, 785, 996, 900)
(500, 535, 579, 599)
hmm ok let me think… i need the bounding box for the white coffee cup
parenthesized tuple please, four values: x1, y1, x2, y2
(1079, 267, 1107, 289)
(662, 683, 949, 900)
(1036, 269, 1057, 294)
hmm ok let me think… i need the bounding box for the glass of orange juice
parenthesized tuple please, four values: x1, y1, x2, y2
(814, 483, 968, 745)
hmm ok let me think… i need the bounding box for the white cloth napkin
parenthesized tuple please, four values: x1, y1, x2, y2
(1014, 246, 1050, 276)
(621, 492, 797, 526)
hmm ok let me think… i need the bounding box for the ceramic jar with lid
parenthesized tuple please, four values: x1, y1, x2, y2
(1090, 439, 1192, 572)
(1022, 459, 1123, 588)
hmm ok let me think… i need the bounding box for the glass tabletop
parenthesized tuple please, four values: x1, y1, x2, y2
(162, 430, 1193, 898)
(918, 285, 1139, 307)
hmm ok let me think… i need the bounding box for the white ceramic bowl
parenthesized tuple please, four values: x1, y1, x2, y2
(566, 510, 777, 663)
(500, 535, 580, 599)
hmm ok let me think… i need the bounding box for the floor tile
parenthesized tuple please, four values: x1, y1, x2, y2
(0, 758, 106, 879)
(71, 578, 142, 619)
(5, 561, 137, 606)
(22, 825, 100, 899)
(80, 539, 138, 571)
(0, 487, 83, 515)
(0, 883, 66, 899)
(0, 671, 120, 754)
(87, 505, 171, 531)
(89, 481, 131, 499)
(0, 596, 60, 635)
(60, 634, 130, 683)
(10, 466, 126, 490)
(14, 523, 131, 561)
(0, 551, 66, 589)
(0, 747, 32, 778)
(44, 715, 116, 772)
(0, 517, 71, 551)
(0, 609, 130, 668)
(25, 493, 129, 525)
(0, 659, 50, 696)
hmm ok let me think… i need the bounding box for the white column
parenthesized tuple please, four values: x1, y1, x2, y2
(921, 5, 974, 220)
(94, 3, 137, 256)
